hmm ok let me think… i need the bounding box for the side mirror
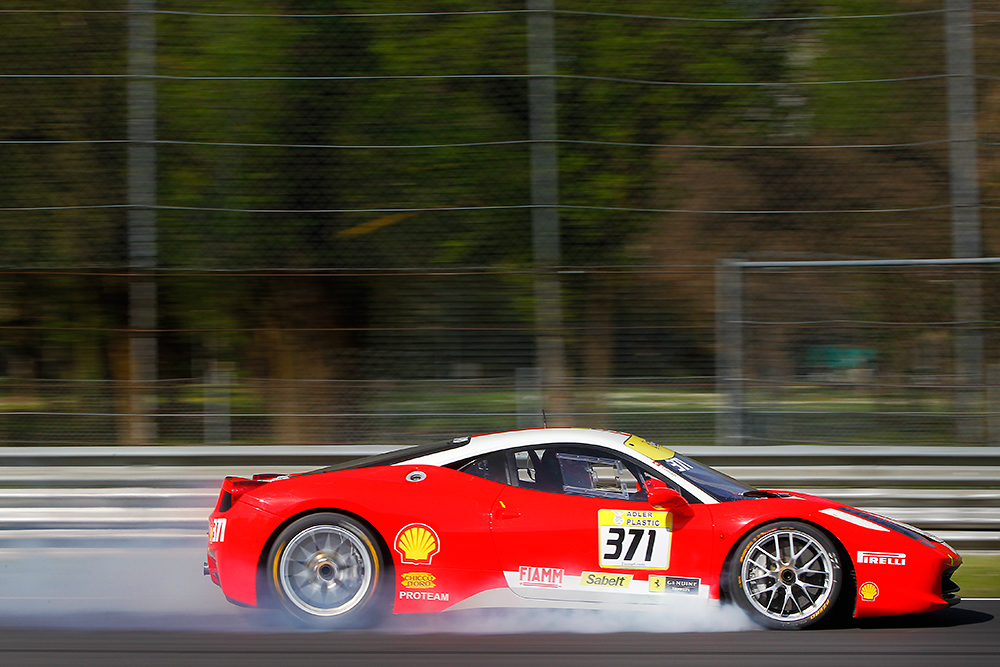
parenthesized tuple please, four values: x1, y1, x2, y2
(646, 480, 693, 516)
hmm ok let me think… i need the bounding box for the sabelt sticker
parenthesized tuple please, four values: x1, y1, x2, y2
(401, 572, 436, 589)
(649, 575, 700, 595)
(857, 551, 906, 566)
(581, 572, 633, 588)
(859, 581, 880, 601)
(395, 523, 440, 565)
(518, 566, 565, 588)
(209, 517, 227, 543)
(598, 509, 671, 569)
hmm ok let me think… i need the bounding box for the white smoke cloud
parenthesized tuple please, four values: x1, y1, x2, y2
(0, 544, 756, 634)
(387, 602, 758, 635)
(0, 543, 249, 631)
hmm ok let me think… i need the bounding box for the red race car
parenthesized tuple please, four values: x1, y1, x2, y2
(205, 428, 961, 630)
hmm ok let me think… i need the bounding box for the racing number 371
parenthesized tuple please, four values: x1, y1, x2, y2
(598, 509, 671, 569)
(604, 527, 657, 562)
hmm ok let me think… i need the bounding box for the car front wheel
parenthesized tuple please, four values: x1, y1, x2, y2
(268, 513, 388, 628)
(729, 521, 842, 629)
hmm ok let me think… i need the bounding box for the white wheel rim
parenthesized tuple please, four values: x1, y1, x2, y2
(279, 525, 374, 617)
(741, 529, 835, 623)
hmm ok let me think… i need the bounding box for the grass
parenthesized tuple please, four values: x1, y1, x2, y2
(955, 553, 1000, 597)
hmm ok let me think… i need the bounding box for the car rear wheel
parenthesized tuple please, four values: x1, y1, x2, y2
(268, 513, 388, 628)
(729, 521, 842, 630)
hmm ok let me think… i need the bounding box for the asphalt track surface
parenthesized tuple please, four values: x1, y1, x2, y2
(0, 600, 994, 667)
(0, 546, 996, 666)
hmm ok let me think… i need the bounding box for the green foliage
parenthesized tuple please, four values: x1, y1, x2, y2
(0, 1, 981, 408)
(954, 553, 1000, 597)
(806, 0, 948, 141)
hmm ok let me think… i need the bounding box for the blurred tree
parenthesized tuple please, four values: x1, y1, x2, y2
(2, 1, 994, 443)
(0, 6, 130, 443)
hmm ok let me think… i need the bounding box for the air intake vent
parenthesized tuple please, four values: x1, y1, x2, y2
(941, 566, 961, 606)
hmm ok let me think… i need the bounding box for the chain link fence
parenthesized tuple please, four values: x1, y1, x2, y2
(719, 259, 1000, 447)
(1, 2, 998, 446)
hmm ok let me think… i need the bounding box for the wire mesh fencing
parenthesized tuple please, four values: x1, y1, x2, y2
(1, 2, 998, 445)
(719, 259, 1000, 446)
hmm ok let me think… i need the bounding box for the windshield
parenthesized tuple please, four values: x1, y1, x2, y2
(656, 453, 756, 502)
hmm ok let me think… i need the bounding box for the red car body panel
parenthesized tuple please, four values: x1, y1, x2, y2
(206, 429, 961, 621)
(704, 493, 959, 618)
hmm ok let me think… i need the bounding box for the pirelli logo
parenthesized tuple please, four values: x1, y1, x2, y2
(857, 550, 906, 566)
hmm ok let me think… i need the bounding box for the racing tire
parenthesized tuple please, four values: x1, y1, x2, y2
(729, 521, 842, 630)
(267, 513, 390, 628)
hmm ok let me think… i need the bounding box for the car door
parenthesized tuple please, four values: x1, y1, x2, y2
(489, 444, 717, 604)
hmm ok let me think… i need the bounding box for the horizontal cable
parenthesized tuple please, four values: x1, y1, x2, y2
(156, 138, 530, 150)
(0, 72, 950, 87)
(0, 265, 720, 275)
(0, 8, 950, 21)
(741, 320, 989, 327)
(0, 138, 953, 150)
(0, 139, 129, 145)
(0, 411, 710, 418)
(0, 203, 952, 214)
(0, 204, 131, 211)
(0, 323, 709, 334)
(0, 375, 714, 384)
(558, 138, 950, 150)
(0, 323, 990, 334)
(0, 9, 528, 18)
(558, 203, 951, 214)
(563, 72, 947, 86)
(556, 9, 949, 22)
(735, 256, 1000, 268)
(0, 263, 987, 276)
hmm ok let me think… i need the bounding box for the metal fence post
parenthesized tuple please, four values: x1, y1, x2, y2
(945, 0, 983, 442)
(204, 361, 232, 444)
(716, 260, 744, 445)
(527, 0, 569, 423)
(127, 0, 158, 443)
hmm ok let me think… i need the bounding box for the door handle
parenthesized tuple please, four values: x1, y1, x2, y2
(494, 500, 521, 520)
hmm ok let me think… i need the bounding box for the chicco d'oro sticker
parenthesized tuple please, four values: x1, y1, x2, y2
(598, 509, 671, 569)
(401, 572, 436, 589)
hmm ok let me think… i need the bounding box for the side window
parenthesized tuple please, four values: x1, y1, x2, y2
(557, 454, 636, 500)
(513, 450, 539, 486)
(455, 444, 698, 504)
(457, 452, 509, 485)
(507, 445, 648, 501)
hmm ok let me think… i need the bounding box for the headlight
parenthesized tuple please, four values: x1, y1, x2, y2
(837, 507, 944, 548)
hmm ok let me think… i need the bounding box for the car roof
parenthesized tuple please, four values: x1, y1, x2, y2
(315, 426, 714, 504)
(403, 427, 676, 467)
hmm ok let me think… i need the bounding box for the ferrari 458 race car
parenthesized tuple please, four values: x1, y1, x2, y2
(205, 428, 961, 630)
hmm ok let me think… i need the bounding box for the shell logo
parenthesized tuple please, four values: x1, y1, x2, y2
(859, 581, 879, 601)
(394, 523, 441, 565)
